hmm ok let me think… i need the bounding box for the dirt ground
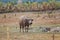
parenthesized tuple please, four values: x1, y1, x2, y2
(0, 12, 60, 26)
(0, 12, 60, 35)
(0, 11, 60, 40)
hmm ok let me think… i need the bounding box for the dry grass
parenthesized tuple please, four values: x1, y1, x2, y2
(0, 32, 60, 40)
(0, 12, 60, 27)
(0, 12, 60, 40)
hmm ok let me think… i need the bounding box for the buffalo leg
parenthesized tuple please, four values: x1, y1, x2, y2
(25, 26, 29, 32)
(20, 27, 21, 32)
(20, 25, 21, 32)
(22, 27, 24, 32)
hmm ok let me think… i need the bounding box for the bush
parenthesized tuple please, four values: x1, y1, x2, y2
(3, 15, 6, 18)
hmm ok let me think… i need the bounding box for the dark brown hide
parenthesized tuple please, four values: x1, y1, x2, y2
(19, 18, 33, 32)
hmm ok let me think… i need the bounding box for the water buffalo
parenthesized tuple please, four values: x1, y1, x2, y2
(19, 16, 33, 32)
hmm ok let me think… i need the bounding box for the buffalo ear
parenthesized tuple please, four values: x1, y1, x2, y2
(32, 19, 33, 21)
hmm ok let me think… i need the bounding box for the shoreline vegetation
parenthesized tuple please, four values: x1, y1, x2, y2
(0, 0, 60, 13)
